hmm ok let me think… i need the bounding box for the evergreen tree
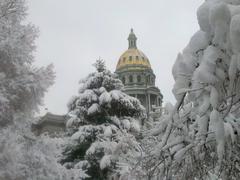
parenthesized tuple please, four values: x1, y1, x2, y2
(61, 60, 146, 179)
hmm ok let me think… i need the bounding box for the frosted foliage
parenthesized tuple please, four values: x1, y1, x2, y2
(104, 126, 112, 137)
(210, 3, 231, 45)
(228, 4, 240, 16)
(100, 155, 112, 170)
(67, 63, 145, 123)
(0, 119, 86, 180)
(87, 103, 100, 115)
(172, 53, 190, 101)
(62, 61, 145, 179)
(62, 118, 141, 179)
(0, 0, 54, 126)
(230, 14, 240, 53)
(99, 91, 111, 105)
(0, 1, 73, 180)
(197, 2, 212, 33)
(188, 30, 210, 54)
(130, 0, 240, 179)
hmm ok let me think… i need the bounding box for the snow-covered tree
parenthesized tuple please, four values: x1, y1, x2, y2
(0, 0, 54, 126)
(61, 60, 146, 179)
(0, 1, 80, 179)
(133, 1, 240, 179)
(114, 102, 174, 180)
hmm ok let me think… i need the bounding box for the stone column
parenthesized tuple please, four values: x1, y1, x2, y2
(145, 94, 148, 113)
(148, 93, 151, 112)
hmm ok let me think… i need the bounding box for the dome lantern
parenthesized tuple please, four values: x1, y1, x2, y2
(128, 28, 137, 49)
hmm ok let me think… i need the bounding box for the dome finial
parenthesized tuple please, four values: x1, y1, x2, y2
(128, 28, 137, 49)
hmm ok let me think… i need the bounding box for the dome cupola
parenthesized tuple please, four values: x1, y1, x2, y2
(128, 28, 137, 49)
(116, 29, 151, 71)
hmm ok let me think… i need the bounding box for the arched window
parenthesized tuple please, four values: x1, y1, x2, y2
(122, 76, 125, 84)
(137, 75, 141, 82)
(129, 75, 133, 83)
(147, 75, 151, 84)
(151, 77, 155, 84)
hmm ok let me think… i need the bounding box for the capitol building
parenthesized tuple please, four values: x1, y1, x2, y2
(33, 29, 163, 135)
(116, 29, 162, 116)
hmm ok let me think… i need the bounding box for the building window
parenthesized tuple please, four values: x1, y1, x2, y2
(123, 57, 126, 62)
(136, 56, 139, 60)
(122, 76, 125, 84)
(129, 75, 133, 83)
(151, 77, 155, 84)
(142, 57, 144, 60)
(137, 75, 141, 82)
(129, 56, 132, 61)
(147, 75, 151, 84)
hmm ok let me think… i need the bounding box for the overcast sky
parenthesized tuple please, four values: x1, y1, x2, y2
(27, 0, 203, 115)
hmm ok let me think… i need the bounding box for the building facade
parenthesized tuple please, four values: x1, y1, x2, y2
(115, 29, 162, 116)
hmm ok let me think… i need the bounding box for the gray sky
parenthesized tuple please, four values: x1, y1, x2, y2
(27, 0, 203, 115)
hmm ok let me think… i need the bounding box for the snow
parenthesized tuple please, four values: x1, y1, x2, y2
(110, 90, 122, 100)
(130, 120, 140, 132)
(197, 114, 208, 141)
(104, 126, 112, 137)
(122, 119, 131, 130)
(99, 87, 106, 94)
(87, 103, 100, 115)
(0, 1, 74, 179)
(99, 91, 111, 105)
(229, 54, 238, 90)
(198, 94, 210, 116)
(210, 109, 225, 162)
(140, 1, 240, 178)
(210, 86, 219, 109)
(230, 14, 240, 53)
(5, 0, 240, 179)
(197, 2, 212, 33)
(67, 95, 80, 110)
(224, 122, 235, 143)
(188, 30, 210, 54)
(64, 60, 145, 179)
(79, 89, 98, 104)
(172, 53, 183, 81)
(66, 116, 82, 128)
(194, 46, 221, 84)
(228, 4, 240, 17)
(210, 3, 231, 45)
(100, 155, 112, 170)
(215, 67, 226, 81)
(174, 144, 194, 163)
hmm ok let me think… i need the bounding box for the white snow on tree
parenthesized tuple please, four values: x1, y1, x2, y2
(0, 1, 82, 179)
(118, 1, 240, 179)
(61, 59, 146, 179)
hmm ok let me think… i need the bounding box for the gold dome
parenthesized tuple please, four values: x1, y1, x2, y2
(116, 29, 151, 71)
(116, 48, 151, 70)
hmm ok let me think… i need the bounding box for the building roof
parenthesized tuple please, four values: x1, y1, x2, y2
(32, 112, 68, 129)
(116, 29, 151, 71)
